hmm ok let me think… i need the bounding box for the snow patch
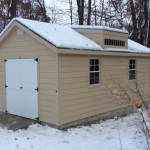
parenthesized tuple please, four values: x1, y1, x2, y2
(0, 114, 146, 150)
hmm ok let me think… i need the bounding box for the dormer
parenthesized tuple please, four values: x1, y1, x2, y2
(71, 26, 128, 50)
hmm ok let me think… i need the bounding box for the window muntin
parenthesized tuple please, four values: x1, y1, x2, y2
(129, 59, 136, 80)
(90, 59, 99, 85)
(104, 39, 125, 47)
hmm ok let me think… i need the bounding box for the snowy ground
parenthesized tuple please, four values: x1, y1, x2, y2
(0, 113, 148, 150)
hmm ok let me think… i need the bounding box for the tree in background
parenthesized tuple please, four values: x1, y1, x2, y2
(0, 0, 50, 32)
(87, 0, 91, 25)
(9, 0, 17, 20)
(76, 0, 84, 25)
(36, 0, 50, 22)
(0, 0, 149, 48)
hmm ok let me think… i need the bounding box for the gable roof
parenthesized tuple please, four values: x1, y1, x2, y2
(0, 17, 150, 54)
(0, 18, 102, 51)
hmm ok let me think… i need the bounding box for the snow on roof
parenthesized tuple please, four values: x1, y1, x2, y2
(128, 39, 150, 53)
(0, 18, 150, 54)
(71, 25, 128, 34)
(0, 18, 103, 51)
(105, 39, 150, 53)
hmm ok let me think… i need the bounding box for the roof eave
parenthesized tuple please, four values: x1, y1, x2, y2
(57, 48, 150, 57)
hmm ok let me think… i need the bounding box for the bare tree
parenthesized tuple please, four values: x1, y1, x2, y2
(9, 0, 17, 20)
(87, 0, 91, 25)
(36, 0, 50, 22)
(76, 0, 84, 25)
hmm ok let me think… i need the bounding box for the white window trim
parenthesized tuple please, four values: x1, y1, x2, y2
(129, 59, 136, 80)
(89, 59, 100, 85)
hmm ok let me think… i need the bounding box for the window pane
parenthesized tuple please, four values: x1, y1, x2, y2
(112, 40, 114, 45)
(90, 66, 94, 71)
(129, 65, 133, 69)
(129, 70, 136, 80)
(90, 73, 95, 78)
(121, 41, 123, 46)
(119, 41, 121, 46)
(90, 78, 94, 84)
(108, 39, 111, 45)
(107, 39, 109, 45)
(129, 74, 136, 80)
(130, 59, 132, 65)
(110, 39, 112, 45)
(124, 41, 125, 46)
(105, 39, 106, 45)
(95, 65, 99, 71)
(133, 60, 135, 64)
(90, 59, 94, 65)
(118, 40, 119, 46)
(95, 59, 99, 65)
(95, 72, 99, 78)
(95, 78, 99, 84)
(132, 65, 136, 69)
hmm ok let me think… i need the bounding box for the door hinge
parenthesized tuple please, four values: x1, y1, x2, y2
(34, 58, 38, 62)
(5, 85, 8, 88)
(35, 88, 38, 91)
(4, 59, 7, 62)
(35, 117, 39, 121)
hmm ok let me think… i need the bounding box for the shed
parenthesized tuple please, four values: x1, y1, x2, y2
(0, 18, 150, 128)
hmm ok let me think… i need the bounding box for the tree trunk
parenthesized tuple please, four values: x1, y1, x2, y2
(69, 0, 73, 25)
(146, 0, 150, 47)
(129, 0, 138, 42)
(87, 0, 91, 25)
(76, 0, 84, 25)
(94, 0, 97, 25)
(9, 0, 17, 20)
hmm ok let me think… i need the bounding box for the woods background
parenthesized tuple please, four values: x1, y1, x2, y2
(0, 0, 150, 47)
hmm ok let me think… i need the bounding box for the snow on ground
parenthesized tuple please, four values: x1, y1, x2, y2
(0, 113, 148, 150)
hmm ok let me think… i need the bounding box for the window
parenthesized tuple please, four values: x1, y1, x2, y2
(129, 59, 136, 80)
(104, 39, 125, 47)
(89, 59, 99, 85)
(16, 29, 24, 36)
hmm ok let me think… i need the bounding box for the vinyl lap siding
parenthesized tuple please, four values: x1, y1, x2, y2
(74, 29, 101, 46)
(0, 29, 58, 125)
(59, 54, 150, 125)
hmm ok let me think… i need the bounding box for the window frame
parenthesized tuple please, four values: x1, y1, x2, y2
(89, 58, 100, 85)
(16, 29, 24, 36)
(104, 38, 125, 47)
(129, 59, 136, 80)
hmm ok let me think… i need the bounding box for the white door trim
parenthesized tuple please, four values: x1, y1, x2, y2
(5, 59, 38, 120)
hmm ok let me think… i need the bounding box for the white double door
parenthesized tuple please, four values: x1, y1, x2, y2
(5, 59, 38, 120)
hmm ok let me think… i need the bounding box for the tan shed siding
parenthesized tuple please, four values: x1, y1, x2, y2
(59, 54, 150, 125)
(0, 28, 58, 125)
(74, 29, 128, 49)
(74, 29, 101, 46)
